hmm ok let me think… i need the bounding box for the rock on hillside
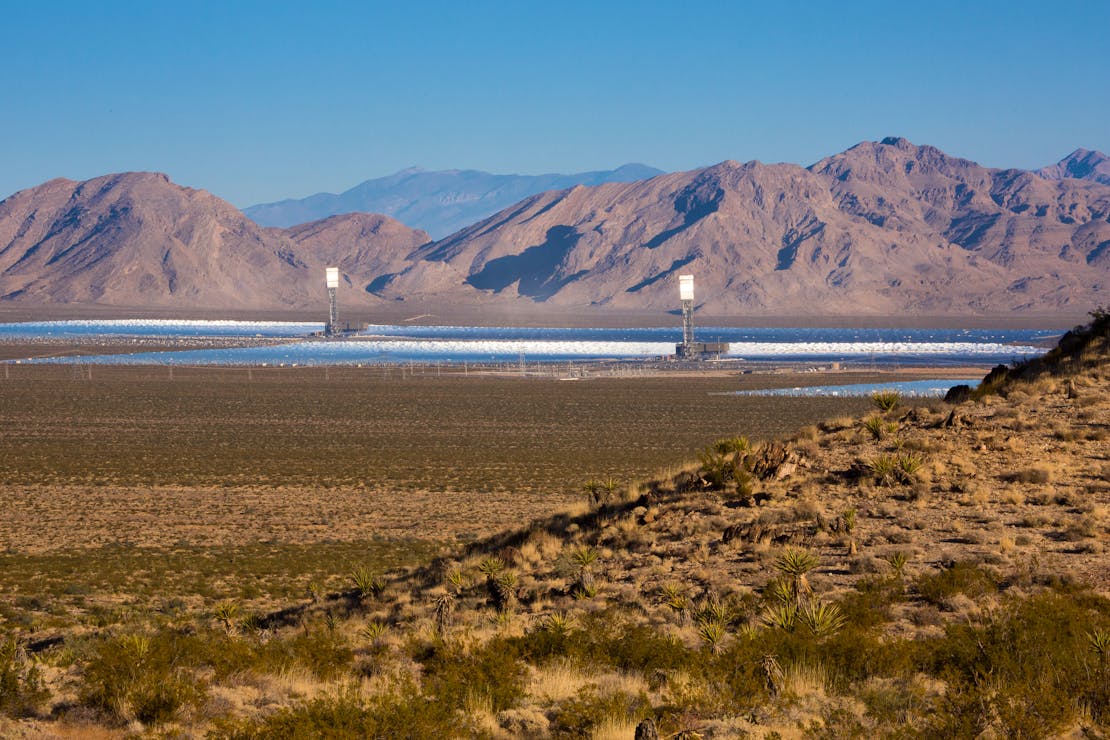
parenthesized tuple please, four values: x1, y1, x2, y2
(243, 164, 665, 238)
(0, 173, 427, 311)
(376, 137, 1110, 316)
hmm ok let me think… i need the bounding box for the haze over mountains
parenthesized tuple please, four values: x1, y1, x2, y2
(1, 139, 1107, 319)
(243, 164, 664, 239)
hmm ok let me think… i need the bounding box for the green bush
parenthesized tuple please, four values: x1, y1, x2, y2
(79, 632, 205, 725)
(919, 590, 1110, 735)
(549, 687, 651, 737)
(0, 636, 47, 717)
(220, 681, 461, 739)
(417, 638, 526, 713)
(916, 561, 998, 606)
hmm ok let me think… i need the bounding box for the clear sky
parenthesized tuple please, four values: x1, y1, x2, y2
(2, 0, 1107, 207)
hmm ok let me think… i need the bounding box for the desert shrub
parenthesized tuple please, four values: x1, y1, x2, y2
(834, 576, 905, 630)
(916, 561, 998, 606)
(417, 638, 526, 713)
(1003, 466, 1053, 484)
(919, 589, 1110, 735)
(267, 626, 354, 681)
(549, 687, 651, 737)
(220, 681, 460, 739)
(511, 614, 692, 675)
(0, 636, 47, 717)
(697, 436, 752, 491)
(79, 632, 205, 725)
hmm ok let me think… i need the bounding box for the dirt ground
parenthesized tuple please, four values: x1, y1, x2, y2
(0, 365, 936, 551)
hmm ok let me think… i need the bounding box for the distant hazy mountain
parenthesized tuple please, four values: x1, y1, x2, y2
(243, 164, 664, 238)
(1038, 148, 1110, 187)
(0, 173, 428, 310)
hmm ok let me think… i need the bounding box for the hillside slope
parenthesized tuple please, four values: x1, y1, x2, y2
(2, 314, 1108, 737)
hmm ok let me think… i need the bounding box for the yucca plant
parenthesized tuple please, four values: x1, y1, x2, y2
(213, 600, 240, 635)
(842, 507, 857, 533)
(571, 545, 599, 570)
(433, 593, 456, 636)
(489, 570, 518, 612)
(714, 436, 752, 456)
(241, 613, 264, 632)
(349, 567, 385, 599)
(695, 599, 732, 627)
(764, 577, 795, 606)
(896, 452, 924, 482)
(871, 391, 901, 412)
(446, 567, 467, 593)
(798, 601, 847, 638)
(477, 556, 505, 578)
(361, 620, 390, 644)
(1089, 629, 1110, 662)
(572, 582, 598, 599)
(773, 547, 820, 603)
(862, 416, 886, 440)
(541, 611, 574, 637)
(660, 582, 688, 613)
(602, 477, 620, 501)
(868, 453, 898, 486)
(583, 478, 602, 505)
(885, 551, 909, 578)
(737, 622, 762, 641)
(119, 634, 151, 661)
(761, 603, 798, 631)
(697, 620, 728, 655)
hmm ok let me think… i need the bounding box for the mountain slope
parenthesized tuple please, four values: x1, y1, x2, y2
(243, 164, 664, 238)
(1038, 148, 1110, 186)
(0, 173, 427, 310)
(375, 137, 1110, 315)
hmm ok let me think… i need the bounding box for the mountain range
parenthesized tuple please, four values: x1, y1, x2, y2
(243, 164, 664, 239)
(1, 139, 1107, 318)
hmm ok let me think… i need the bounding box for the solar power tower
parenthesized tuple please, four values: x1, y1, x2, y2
(675, 274, 729, 359)
(679, 274, 695, 348)
(325, 267, 339, 335)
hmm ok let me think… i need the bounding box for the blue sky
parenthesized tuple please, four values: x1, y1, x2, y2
(2, 0, 1107, 206)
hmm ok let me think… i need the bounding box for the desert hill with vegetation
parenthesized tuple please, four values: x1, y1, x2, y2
(1, 311, 1107, 737)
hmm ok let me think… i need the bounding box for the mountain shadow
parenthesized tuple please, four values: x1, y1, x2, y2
(466, 225, 585, 300)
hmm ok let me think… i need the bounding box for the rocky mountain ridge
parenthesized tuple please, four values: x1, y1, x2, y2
(1, 140, 1107, 317)
(374, 137, 1109, 315)
(0, 173, 427, 310)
